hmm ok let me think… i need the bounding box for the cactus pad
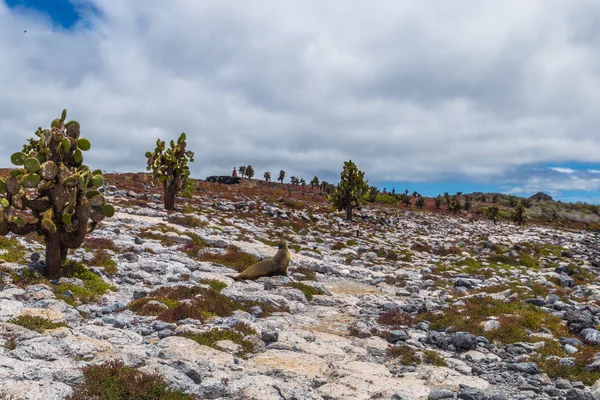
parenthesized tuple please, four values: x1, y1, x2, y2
(10, 152, 26, 166)
(61, 138, 71, 152)
(91, 175, 103, 188)
(101, 204, 115, 218)
(6, 177, 20, 195)
(73, 149, 83, 164)
(77, 138, 91, 151)
(0, 179, 6, 194)
(89, 195, 105, 207)
(40, 161, 59, 181)
(24, 157, 41, 173)
(21, 173, 41, 188)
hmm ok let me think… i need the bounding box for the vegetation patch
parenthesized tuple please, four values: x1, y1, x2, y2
(199, 278, 227, 292)
(11, 267, 49, 287)
(84, 237, 119, 252)
(534, 344, 600, 385)
(53, 260, 116, 306)
(291, 266, 318, 281)
(196, 247, 258, 273)
(168, 214, 208, 228)
(564, 264, 595, 285)
(387, 345, 420, 364)
(139, 287, 288, 323)
(331, 242, 345, 250)
(180, 327, 255, 357)
(3, 335, 17, 350)
(375, 194, 397, 205)
(7, 315, 66, 333)
(377, 309, 416, 328)
(0, 237, 26, 263)
(421, 297, 569, 344)
(89, 250, 118, 275)
(384, 275, 406, 287)
(66, 359, 196, 400)
(423, 349, 448, 367)
(411, 243, 432, 253)
(284, 282, 324, 301)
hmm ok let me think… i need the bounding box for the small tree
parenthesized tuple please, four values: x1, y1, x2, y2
(238, 166, 246, 178)
(310, 176, 319, 187)
(402, 194, 411, 207)
(512, 202, 526, 226)
(480, 194, 486, 203)
(278, 170, 285, 183)
(145, 133, 194, 211)
(329, 160, 369, 221)
(246, 165, 255, 179)
(464, 195, 472, 211)
(264, 171, 271, 182)
(416, 196, 425, 209)
(508, 195, 518, 207)
(434, 196, 442, 209)
(487, 206, 500, 224)
(0, 110, 114, 277)
(367, 186, 379, 202)
(300, 178, 306, 186)
(290, 176, 298, 185)
(449, 195, 462, 214)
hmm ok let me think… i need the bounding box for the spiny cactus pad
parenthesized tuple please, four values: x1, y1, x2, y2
(0, 109, 112, 276)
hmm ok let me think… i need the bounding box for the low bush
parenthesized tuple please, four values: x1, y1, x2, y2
(284, 282, 324, 301)
(67, 359, 196, 400)
(7, 315, 66, 333)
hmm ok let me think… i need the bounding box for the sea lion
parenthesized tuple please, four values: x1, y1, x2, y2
(234, 240, 290, 280)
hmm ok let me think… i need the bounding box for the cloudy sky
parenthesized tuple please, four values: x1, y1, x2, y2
(1, 0, 600, 203)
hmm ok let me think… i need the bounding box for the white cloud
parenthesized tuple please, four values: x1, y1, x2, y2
(1, 0, 600, 185)
(548, 167, 576, 174)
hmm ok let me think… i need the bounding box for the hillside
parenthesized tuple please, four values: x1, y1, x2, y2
(0, 174, 600, 399)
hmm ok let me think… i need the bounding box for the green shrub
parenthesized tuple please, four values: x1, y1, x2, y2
(7, 315, 66, 333)
(0, 237, 26, 263)
(199, 278, 227, 292)
(284, 282, 325, 301)
(375, 194, 397, 205)
(53, 260, 115, 305)
(180, 328, 255, 357)
(67, 359, 196, 400)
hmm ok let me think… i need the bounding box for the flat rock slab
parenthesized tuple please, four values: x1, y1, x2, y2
(0, 378, 73, 400)
(416, 365, 490, 391)
(157, 336, 235, 365)
(252, 349, 328, 378)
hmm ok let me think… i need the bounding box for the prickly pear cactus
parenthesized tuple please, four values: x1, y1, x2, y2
(0, 109, 114, 276)
(145, 133, 194, 210)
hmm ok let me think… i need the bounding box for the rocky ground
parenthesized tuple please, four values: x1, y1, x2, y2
(1, 179, 600, 400)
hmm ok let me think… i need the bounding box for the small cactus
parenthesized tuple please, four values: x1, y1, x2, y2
(145, 133, 194, 210)
(0, 110, 113, 277)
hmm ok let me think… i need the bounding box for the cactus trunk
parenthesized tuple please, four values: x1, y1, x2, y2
(45, 232, 66, 277)
(346, 205, 353, 221)
(164, 182, 176, 211)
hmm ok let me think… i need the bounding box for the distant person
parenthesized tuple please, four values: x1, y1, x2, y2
(232, 167, 238, 177)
